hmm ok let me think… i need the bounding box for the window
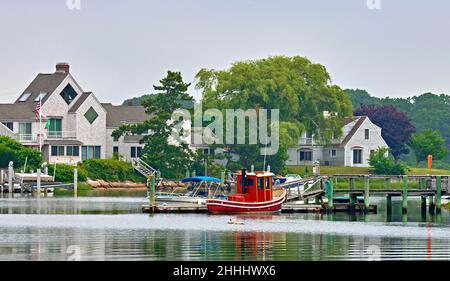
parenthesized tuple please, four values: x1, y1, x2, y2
(66, 146, 80, 157)
(84, 107, 99, 124)
(265, 178, 271, 191)
(51, 146, 65, 156)
(113, 146, 119, 154)
(131, 146, 143, 158)
(299, 150, 313, 161)
(353, 149, 363, 164)
(365, 129, 370, 140)
(18, 93, 32, 102)
(34, 92, 47, 102)
(81, 146, 101, 160)
(47, 118, 62, 138)
(19, 123, 32, 140)
(2, 122, 13, 131)
(60, 84, 78, 105)
(203, 148, 215, 155)
(258, 178, 264, 190)
(330, 149, 337, 159)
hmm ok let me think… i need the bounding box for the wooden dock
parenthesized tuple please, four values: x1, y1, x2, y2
(142, 174, 448, 215)
(141, 202, 377, 214)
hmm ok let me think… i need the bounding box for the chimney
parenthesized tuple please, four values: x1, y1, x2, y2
(56, 62, 70, 74)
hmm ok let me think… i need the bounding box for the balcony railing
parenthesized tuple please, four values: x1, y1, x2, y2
(298, 138, 314, 145)
(46, 131, 76, 139)
(18, 134, 37, 142)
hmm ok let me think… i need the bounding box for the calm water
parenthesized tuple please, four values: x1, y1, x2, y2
(0, 195, 449, 261)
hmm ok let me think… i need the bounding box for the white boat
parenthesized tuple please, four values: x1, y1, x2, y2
(154, 176, 227, 204)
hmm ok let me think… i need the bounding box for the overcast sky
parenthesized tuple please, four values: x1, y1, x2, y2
(0, 0, 449, 104)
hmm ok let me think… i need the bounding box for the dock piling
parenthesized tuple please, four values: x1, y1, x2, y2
(429, 195, 435, 213)
(8, 162, 13, 194)
(326, 180, 333, 212)
(436, 176, 442, 213)
(364, 176, 370, 212)
(386, 195, 392, 214)
(74, 169, 78, 197)
(421, 196, 427, 214)
(36, 169, 41, 197)
(402, 176, 408, 214)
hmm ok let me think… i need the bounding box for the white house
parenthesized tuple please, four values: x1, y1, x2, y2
(0, 63, 149, 164)
(287, 116, 389, 167)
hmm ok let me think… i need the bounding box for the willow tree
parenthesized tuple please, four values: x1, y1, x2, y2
(195, 56, 353, 173)
(112, 71, 194, 179)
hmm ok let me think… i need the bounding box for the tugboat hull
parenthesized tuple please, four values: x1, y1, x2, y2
(207, 189, 286, 214)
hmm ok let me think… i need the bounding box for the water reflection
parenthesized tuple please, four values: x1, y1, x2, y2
(0, 196, 448, 261)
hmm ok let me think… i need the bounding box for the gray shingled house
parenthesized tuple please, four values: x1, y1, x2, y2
(286, 116, 389, 167)
(0, 63, 149, 164)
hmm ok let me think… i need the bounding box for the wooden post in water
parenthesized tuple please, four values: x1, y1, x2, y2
(0, 169, 4, 196)
(402, 175, 408, 214)
(421, 196, 427, 214)
(364, 176, 370, 212)
(436, 176, 442, 213)
(74, 169, 78, 197)
(148, 175, 156, 212)
(36, 169, 41, 197)
(429, 195, 435, 213)
(326, 180, 333, 212)
(386, 195, 392, 214)
(8, 162, 14, 194)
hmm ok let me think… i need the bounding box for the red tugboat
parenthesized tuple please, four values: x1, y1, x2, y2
(206, 169, 286, 214)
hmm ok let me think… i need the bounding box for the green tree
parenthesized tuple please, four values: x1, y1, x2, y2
(112, 71, 195, 179)
(369, 147, 407, 175)
(0, 136, 42, 170)
(408, 129, 448, 167)
(196, 56, 353, 173)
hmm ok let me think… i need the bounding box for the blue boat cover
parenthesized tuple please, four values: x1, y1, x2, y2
(181, 176, 222, 183)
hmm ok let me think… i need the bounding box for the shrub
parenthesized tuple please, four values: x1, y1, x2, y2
(369, 147, 407, 175)
(48, 163, 87, 182)
(80, 159, 143, 182)
(0, 136, 42, 171)
(0, 144, 17, 168)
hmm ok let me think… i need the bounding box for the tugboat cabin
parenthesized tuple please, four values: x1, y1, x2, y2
(228, 169, 274, 203)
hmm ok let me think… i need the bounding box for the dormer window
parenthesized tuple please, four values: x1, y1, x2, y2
(34, 92, 47, 102)
(18, 93, 32, 102)
(60, 84, 78, 105)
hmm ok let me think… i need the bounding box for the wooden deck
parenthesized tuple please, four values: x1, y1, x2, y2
(141, 201, 377, 214)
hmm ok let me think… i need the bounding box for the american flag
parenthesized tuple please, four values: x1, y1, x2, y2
(34, 97, 41, 120)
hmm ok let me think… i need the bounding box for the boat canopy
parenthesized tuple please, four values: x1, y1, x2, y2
(181, 176, 222, 183)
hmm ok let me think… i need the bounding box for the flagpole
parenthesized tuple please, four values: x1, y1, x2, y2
(39, 97, 42, 153)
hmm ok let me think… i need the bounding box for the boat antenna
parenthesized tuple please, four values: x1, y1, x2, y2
(263, 134, 268, 172)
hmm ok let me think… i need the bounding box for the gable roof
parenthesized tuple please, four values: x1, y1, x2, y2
(0, 103, 38, 120)
(15, 72, 68, 105)
(101, 103, 149, 127)
(68, 92, 91, 113)
(1, 72, 69, 120)
(340, 116, 367, 147)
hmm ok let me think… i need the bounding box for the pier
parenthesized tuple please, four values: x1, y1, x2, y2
(142, 174, 449, 215)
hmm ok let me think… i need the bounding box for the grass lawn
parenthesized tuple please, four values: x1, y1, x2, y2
(286, 165, 450, 176)
(286, 165, 450, 190)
